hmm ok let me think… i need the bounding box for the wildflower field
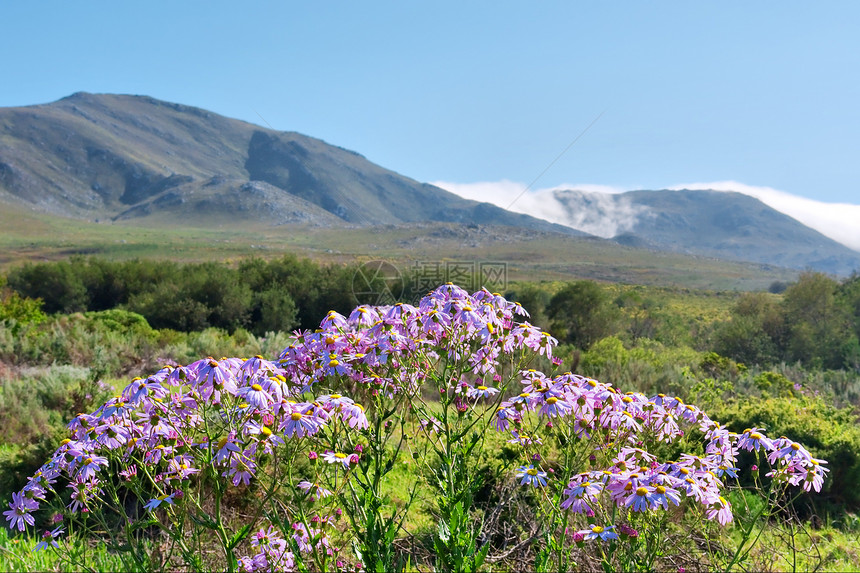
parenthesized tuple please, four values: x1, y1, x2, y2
(2, 283, 849, 572)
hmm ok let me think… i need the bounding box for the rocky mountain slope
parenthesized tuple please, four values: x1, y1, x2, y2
(0, 92, 582, 234)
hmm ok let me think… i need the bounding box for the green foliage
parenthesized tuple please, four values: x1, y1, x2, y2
(125, 262, 254, 333)
(0, 365, 114, 502)
(753, 371, 795, 398)
(237, 255, 352, 333)
(4, 256, 361, 336)
(0, 288, 47, 336)
(712, 392, 860, 510)
(505, 282, 551, 329)
(0, 308, 294, 383)
(699, 351, 745, 380)
(713, 292, 784, 365)
(6, 261, 88, 314)
(0, 365, 110, 444)
(578, 335, 701, 395)
(0, 526, 132, 572)
(711, 273, 860, 371)
(782, 272, 856, 369)
(433, 500, 489, 573)
(547, 281, 620, 349)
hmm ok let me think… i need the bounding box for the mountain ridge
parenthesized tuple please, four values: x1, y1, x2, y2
(549, 188, 860, 276)
(1, 92, 858, 277)
(0, 92, 584, 235)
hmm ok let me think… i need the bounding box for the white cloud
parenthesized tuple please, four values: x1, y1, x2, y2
(431, 180, 631, 238)
(434, 179, 860, 253)
(669, 181, 860, 253)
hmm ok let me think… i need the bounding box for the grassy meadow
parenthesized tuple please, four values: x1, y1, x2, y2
(0, 200, 799, 290)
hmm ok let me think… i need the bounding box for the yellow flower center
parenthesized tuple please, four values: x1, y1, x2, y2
(592, 525, 604, 534)
(251, 384, 263, 392)
(546, 397, 558, 405)
(291, 412, 303, 421)
(636, 487, 649, 496)
(656, 485, 666, 494)
(478, 386, 488, 391)
(335, 452, 347, 459)
(527, 468, 538, 476)
(330, 394, 342, 399)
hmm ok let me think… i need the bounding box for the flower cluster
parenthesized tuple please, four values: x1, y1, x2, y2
(2, 283, 829, 571)
(495, 371, 828, 530)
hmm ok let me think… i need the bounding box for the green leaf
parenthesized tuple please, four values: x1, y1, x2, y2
(227, 523, 253, 551)
(438, 519, 451, 543)
(475, 542, 490, 569)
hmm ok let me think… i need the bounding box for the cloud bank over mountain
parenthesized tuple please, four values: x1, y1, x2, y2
(433, 180, 860, 253)
(430, 180, 633, 238)
(668, 181, 860, 253)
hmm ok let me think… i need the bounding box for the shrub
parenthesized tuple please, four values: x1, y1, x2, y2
(3, 287, 830, 572)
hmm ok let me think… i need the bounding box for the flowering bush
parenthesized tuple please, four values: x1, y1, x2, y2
(4, 284, 828, 572)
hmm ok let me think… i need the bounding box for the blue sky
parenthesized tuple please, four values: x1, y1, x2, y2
(3, 2, 859, 247)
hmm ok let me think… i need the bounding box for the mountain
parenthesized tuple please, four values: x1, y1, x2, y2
(1, 92, 857, 278)
(552, 188, 860, 276)
(0, 92, 583, 234)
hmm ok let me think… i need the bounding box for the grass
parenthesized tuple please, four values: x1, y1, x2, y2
(0, 200, 799, 291)
(0, 526, 131, 572)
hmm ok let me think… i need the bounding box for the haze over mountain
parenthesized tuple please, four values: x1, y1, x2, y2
(554, 188, 860, 276)
(0, 92, 581, 234)
(434, 181, 860, 277)
(1, 93, 858, 277)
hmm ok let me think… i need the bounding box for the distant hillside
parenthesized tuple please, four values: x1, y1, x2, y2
(0, 92, 583, 234)
(2, 93, 857, 277)
(552, 188, 860, 276)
